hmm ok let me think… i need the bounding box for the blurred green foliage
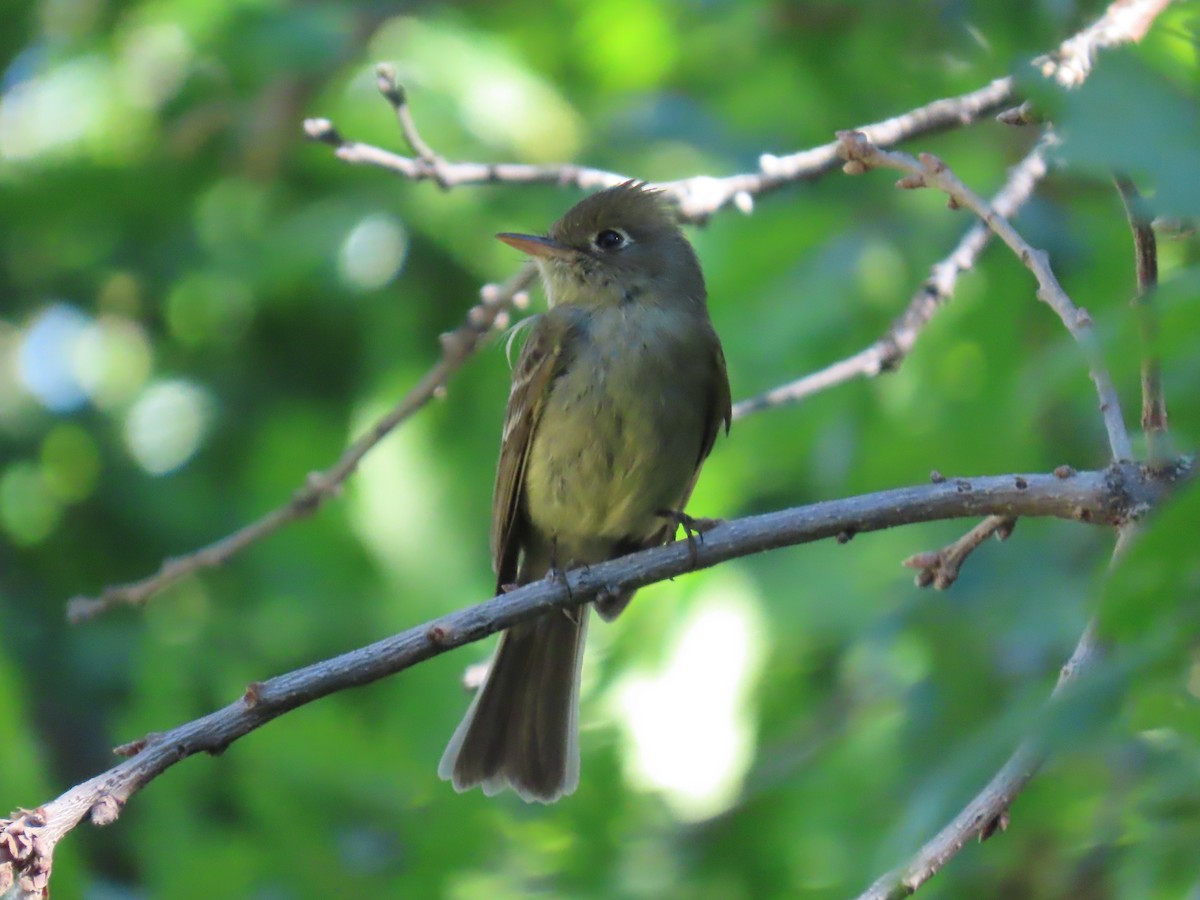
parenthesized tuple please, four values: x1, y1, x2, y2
(2, 0, 1199, 897)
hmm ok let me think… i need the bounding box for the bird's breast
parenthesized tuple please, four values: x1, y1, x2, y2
(523, 304, 714, 555)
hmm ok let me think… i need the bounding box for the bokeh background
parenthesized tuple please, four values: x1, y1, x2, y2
(3, 0, 1200, 897)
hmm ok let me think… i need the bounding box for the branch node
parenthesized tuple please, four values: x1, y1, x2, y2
(918, 152, 947, 174)
(479, 283, 503, 306)
(112, 733, 160, 757)
(1054, 465, 1076, 479)
(467, 304, 493, 329)
(374, 62, 405, 107)
(835, 130, 872, 166)
(243, 682, 265, 708)
(930, 470, 946, 484)
(996, 101, 1039, 126)
(89, 794, 123, 827)
(302, 117, 342, 146)
(902, 551, 941, 571)
(979, 809, 1011, 841)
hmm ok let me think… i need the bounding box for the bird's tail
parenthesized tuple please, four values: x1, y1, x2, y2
(438, 605, 589, 803)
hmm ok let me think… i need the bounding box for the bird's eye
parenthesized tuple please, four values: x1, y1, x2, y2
(593, 229, 628, 251)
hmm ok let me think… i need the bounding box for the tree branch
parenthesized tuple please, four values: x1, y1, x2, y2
(305, 76, 1015, 225)
(733, 0, 1173, 422)
(902, 513, 1017, 590)
(858, 522, 1144, 900)
(836, 130, 1134, 462)
(1114, 174, 1170, 463)
(65, 265, 535, 623)
(5, 463, 1186, 896)
(732, 134, 1050, 419)
(1033, 0, 1176, 87)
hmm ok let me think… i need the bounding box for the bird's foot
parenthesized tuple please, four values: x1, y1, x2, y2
(656, 509, 722, 567)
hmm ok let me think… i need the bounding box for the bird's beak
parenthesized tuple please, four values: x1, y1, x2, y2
(496, 233, 574, 259)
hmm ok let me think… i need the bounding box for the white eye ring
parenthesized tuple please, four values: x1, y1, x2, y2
(593, 228, 630, 251)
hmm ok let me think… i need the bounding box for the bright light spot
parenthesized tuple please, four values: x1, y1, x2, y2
(124, 380, 213, 475)
(345, 398, 475, 621)
(0, 461, 61, 545)
(459, 72, 580, 161)
(0, 54, 111, 162)
(338, 214, 409, 291)
(73, 314, 153, 408)
(613, 574, 765, 820)
(370, 18, 583, 161)
(117, 23, 192, 109)
(17, 303, 91, 412)
(573, 0, 677, 91)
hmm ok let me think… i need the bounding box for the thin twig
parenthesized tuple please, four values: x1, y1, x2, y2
(859, 524, 1142, 900)
(732, 136, 1050, 419)
(1033, 0, 1176, 87)
(304, 78, 1015, 224)
(1114, 174, 1170, 463)
(902, 514, 1017, 589)
(836, 131, 1134, 462)
(375, 64, 443, 170)
(66, 266, 535, 623)
(5, 463, 1185, 897)
(301, 0, 1170, 225)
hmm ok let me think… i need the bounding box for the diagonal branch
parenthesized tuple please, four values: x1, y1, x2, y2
(305, 75, 1015, 224)
(6, 463, 1185, 897)
(1033, 0, 1176, 87)
(857, 620, 1103, 900)
(836, 130, 1133, 462)
(732, 135, 1051, 419)
(858, 522, 1144, 900)
(1114, 174, 1170, 462)
(65, 265, 535, 623)
(735, 0, 1171, 421)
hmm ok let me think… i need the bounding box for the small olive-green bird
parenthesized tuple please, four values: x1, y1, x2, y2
(438, 181, 731, 802)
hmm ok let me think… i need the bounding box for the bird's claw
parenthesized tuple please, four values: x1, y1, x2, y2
(656, 509, 722, 567)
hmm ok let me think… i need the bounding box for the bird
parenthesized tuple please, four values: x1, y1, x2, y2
(438, 181, 731, 802)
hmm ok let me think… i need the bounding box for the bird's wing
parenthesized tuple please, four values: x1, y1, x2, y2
(491, 312, 579, 590)
(698, 331, 732, 466)
(649, 326, 731, 542)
